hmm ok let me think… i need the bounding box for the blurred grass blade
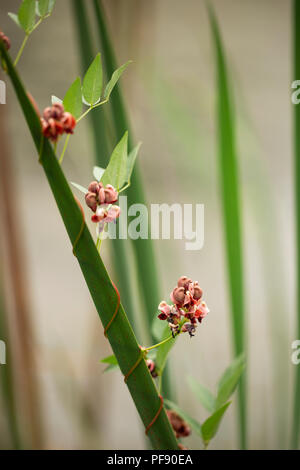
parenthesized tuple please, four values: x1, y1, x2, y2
(71, 0, 138, 328)
(292, 0, 300, 450)
(92, 0, 162, 338)
(0, 42, 178, 450)
(208, 5, 246, 449)
(92, 0, 173, 400)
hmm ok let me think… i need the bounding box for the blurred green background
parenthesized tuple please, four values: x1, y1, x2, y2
(0, 0, 295, 449)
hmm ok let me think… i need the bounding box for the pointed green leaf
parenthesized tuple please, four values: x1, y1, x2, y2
(48, 0, 56, 13)
(104, 60, 132, 100)
(187, 376, 216, 413)
(216, 354, 245, 408)
(82, 53, 102, 105)
(100, 354, 118, 365)
(93, 166, 105, 182)
(124, 142, 141, 187)
(8, 12, 21, 28)
(201, 402, 231, 447)
(164, 399, 202, 437)
(155, 326, 176, 376)
(101, 131, 128, 190)
(70, 182, 88, 195)
(63, 77, 82, 119)
(18, 0, 36, 33)
(36, 0, 50, 17)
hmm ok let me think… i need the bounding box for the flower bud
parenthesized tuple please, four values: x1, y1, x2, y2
(146, 359, 158, 378)
(61, 112, 76, 134)
(85, 192, 97, 212)
(88, 181, 100, 195)
(0, 32, 10, 50)
(104, 184, 118, 204)
(177, 276, 191, 289)
(166, 410, 191, 438)
(192, 285, 203, 301)
(171, 287, 185, 305)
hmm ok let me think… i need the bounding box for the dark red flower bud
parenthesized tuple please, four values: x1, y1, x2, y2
(61, 112, 76, 134)
(166, 410, 191, 438)
(88, 181, 100, 194)
(158, 312, 168, 320)
(192, 285, 203, 300)
(146, 359, 158, 378)
(177, 276, 191, 289)
(104, 184, 118, 204)
(0, 32, 10, 50)
(85, 192, 98, 213)
(171, 287, 185, 305)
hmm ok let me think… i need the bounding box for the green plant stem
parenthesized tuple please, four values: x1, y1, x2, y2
(145, 335, 173, 352)
(0, 42, 178, 450)
(14, 34, 29, 67)
(292, 0, 300, 450)
(59, 134, 70, 165)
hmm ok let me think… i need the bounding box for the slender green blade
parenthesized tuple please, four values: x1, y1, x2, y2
(208, 5, 246, 448)
(101, 131, 128, 190)
(0, 42, 178, 450)
(201, 402, 231, 447)
(292, 0, 300, 450)
(216, 353, 245, 408)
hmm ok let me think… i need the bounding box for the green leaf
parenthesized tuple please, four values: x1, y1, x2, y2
(104, 60, 132, 100)
(36, 0, 50, 17)
(8, 12, 21, 28)
(51, 95, 62, 105)
(201, 402, 231, 447)
(124, 142, 141, 187)
(164, 399, 202, 437)
(101, 131, 128, 191)
(63, 77, 82, 119)
(187, 376, 216, 413)
(93, 166, 105, 182)
(216, 353, 245, 408)
(100, 354, 117, 365)
(82, 53, 103, 106)
(48, 0, 56, 13)
(70, 182, 88, 195)
(100, 354, 119, 372)
(155, 326, 176, 375)
(18, 0, 36, 33)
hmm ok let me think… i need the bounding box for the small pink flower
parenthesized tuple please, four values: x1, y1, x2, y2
(0, 31, 10, 50)
(61, 112, 76, 134)
(195, 301, 209, 322)
(158, 301, 171, 320)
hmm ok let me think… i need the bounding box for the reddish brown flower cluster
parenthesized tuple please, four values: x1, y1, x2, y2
(146, 359, 158, 378)
(85, 181, 120, 229)
(41, 103, 76, 142)
(158, 276, 209, 337)
(0, 31, 10, 50)
(166, 410, 191, 439)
